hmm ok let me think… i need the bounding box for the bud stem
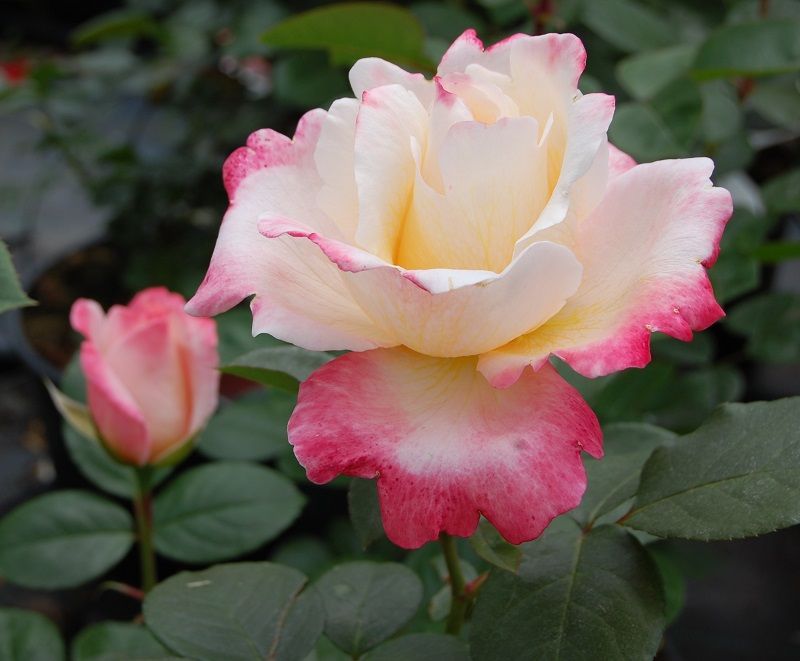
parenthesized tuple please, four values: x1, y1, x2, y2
(440, 533, 469, 635)
(133, 467, 157, 593)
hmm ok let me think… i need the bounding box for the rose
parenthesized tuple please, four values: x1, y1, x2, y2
(189, 30, 731, 548)
(71, 287, 219, 466)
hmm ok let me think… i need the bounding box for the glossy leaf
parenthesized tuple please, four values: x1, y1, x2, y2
(221, 346, 332, 392)
(144, 563, 324, 661)
(154, 462, 304, 563)
(71, 622, 173, 661)
(572, 423, 676, 525)
(315, 561, 423, 656)
(470, 521, 665, 661)
(624, 398, 800, 539)
(0, 491, 133, 589)
(198, 389, 294, 461)
(0, 608, 65, 661)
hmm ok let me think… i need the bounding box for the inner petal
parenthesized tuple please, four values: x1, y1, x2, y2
(395, 116, 551, 272)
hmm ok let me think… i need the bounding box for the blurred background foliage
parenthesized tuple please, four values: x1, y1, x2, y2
(1, 1, 799, 656)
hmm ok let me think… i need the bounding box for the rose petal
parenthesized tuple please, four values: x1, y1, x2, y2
(479, 158, 732, 386)
(349, 57, 434, 105)
(289, 348, 602, 548)
(80, 342, 151, 465)
(260, 218, 583, 357)
(396, 116, 550, 272)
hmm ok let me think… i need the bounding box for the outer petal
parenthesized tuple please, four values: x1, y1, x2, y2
(349, 57, 434, 106)
(80, 342, 151, 465)
(479, 158, 732, 386)
(438, 29, 532, 77)
(186, 110, 391, 352)
(289, 348, 602, 548)
(260, 219, 583, 358)
(104, 317, 190, 457)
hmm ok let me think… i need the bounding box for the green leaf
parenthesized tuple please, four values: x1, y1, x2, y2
(315, 561, 423, 656)
(647, 546, 686, 624)
(763, 168, 800, 215)
(272, 52, 351, 110)
(700, 80, 743, 143)
(572, 423, 676, 525)
(608, 102, 684, 161)
(469, 518, 522, 572)
(347, 478, 385, 549)
(617, 45, 696, 100)
(0, 608, 65, 661)
(362, 634, 469, 661)
(215, 307, 285, 364)
(748, 74, 800, 131)
(725, 293, 800, 363)
(0, 491, 134, 589)
(693, 20, 800, 79)
(45, 381, 99, 445)
(153, 462, 304, 564)
(470, 521, 665, 661)
(71, 622, 173, 661)
(623, 398, 800, 539)
(271, 536, 334, 580)
(143, 563, 324, 661)
(0, 240, 34, 314)
(221, 346, 333, 392)
(62, 425, 171, 498)
(581, 0, 674, 53)
(71, 9, 165, 47)
(752, 241, 800, 263)
(262, 3, 432, 70)
(198, 389, 294, 461)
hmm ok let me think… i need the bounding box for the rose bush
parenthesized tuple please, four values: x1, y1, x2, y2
(190, 29, 731, 549)
(72, 287, 219, 465)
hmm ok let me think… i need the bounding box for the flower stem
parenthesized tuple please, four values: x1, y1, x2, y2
(440, 533, 468, 635)
(133, 467, 157, 593)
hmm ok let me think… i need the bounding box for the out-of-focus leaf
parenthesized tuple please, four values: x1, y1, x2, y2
(362, 634, 469, 661)
(700, 80, 743, 143)
(72, 9, 165, 46)
(221, 346, 333, 392)
(726, 293, 800, 363)
(0, 608, 65, 661)
(0, 491, 133, 589)
(651, 77, 703, 148)
(262, 3, 432, 70)
(752, 241, 800, 263)
(727, 0, 800, 23)
(748, 75, 800, 131)
(763, 168, 800, 215)
(609, 102, 684, 161)
(582, 0, 674, 53)
(273, 52, 350, 110)
(624, 398, 800, 539)
(154, 462, 305, 563)
(0, 240, 34, 314)
(469, 519, 522, 572)
(617, 45, 696, 100)
(411, 2, 485, 42)
(347, 478, 385, 549)
(693, 20, 800, 79)
(71, 622, 172, 661)
(198, 389, 294, 461)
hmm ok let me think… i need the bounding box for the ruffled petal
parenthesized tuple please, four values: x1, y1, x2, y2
(187, 110, 390, 352)
(289, 348, 602, 548)
(349, 57, 434, 105)
(479, 158, 732, 386)
(260, 218, 583, 358)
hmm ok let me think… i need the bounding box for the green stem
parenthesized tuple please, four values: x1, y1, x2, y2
(133, 467, 157, 593)
(440, 533, 468, 635)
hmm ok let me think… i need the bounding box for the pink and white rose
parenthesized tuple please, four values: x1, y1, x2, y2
(189, 30, 731, 548)
(72, 287, 219, 466)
